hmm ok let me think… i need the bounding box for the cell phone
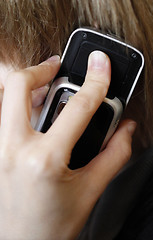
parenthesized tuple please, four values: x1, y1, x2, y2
(35, 28, 144, 169)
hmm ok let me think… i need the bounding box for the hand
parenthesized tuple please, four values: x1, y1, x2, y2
(0, 52, 136, 240)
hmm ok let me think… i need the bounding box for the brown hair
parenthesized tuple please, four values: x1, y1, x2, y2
(0, 0, 152, 154)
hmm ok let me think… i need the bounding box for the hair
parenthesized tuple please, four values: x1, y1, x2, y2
(0, 0, 152, 155)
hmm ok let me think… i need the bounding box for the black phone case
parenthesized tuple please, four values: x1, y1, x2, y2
(36, 28, 144, 169)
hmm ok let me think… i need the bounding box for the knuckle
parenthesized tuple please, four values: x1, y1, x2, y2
(73, 93, 93, 113)
(89, 76, 109, 97)
(86, 68, 110, 94)
(7, 71, 25, 82)
(120, 142, 132, 161)
(27, 154, 50, 176)
(6, 70, 34, 89)
(26, 147, 64, 179)
(73, 87, 104, 114)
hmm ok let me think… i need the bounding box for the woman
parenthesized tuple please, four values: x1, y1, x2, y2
(0, 1, 152, 239)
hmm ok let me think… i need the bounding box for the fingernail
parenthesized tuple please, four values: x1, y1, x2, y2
(46, 55, 60, 62)
(127, 121, 137, 135)
(40, 55, 60, 65)
(88, 51, 108, 69)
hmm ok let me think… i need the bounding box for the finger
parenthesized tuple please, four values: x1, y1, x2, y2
(46, 51, 111, 161)
(32, 85, 49, 108)
(1, 56, 61, 135)
(79, 120, 136, 201)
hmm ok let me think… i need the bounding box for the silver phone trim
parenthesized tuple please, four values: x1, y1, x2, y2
(100, 97, 123, 149)
(35, 77, 80, 131)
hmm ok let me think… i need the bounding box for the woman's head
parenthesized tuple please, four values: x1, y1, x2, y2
(0, 0, 152, 152)
(0, 1, 152, 63)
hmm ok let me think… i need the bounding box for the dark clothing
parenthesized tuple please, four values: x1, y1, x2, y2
(78, 148, 153, 240)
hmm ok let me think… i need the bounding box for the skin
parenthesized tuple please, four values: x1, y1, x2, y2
(0, 51, 136, 240)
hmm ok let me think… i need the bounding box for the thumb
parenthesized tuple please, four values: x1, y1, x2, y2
(80, 119, 136, 201)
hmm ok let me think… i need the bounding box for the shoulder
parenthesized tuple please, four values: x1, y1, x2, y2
(78, 148, 153, 240)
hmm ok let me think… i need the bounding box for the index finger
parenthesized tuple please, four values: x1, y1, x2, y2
(46, 51, 111, 160)
(1, 56, 61, 134)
